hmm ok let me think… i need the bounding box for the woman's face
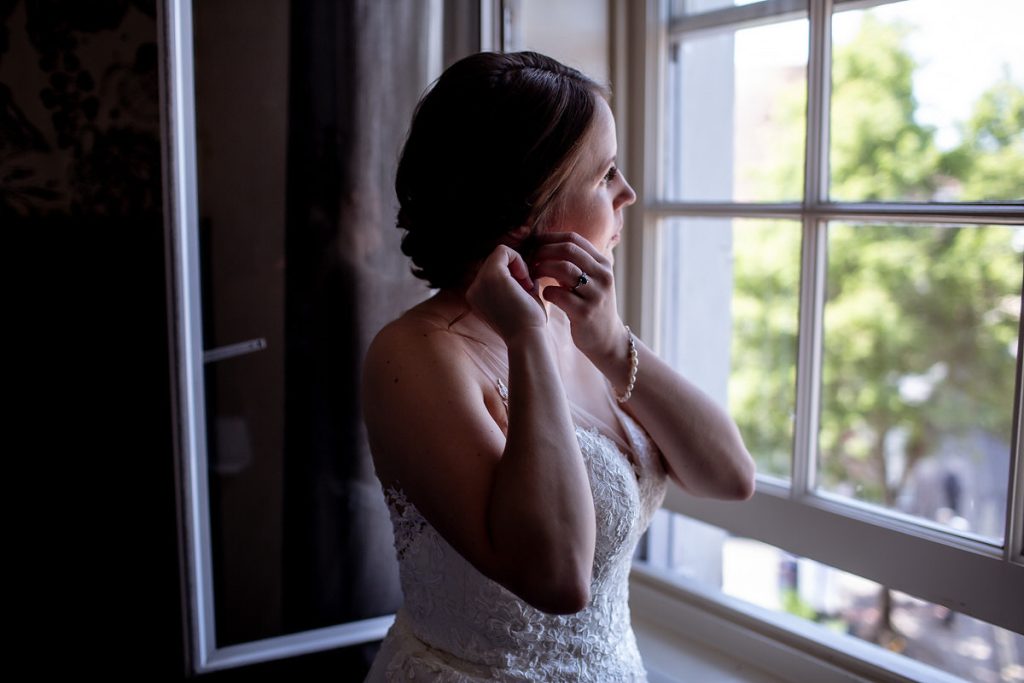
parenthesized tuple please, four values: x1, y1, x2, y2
(542, 97, 637, 261)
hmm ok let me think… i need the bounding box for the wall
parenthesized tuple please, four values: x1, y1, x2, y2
(3, 0, 183, 674)
(514, 0, 609, 86)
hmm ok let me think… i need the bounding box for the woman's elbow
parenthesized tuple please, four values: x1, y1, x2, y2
(697, 446, 756, 501)
(524, 579, 591, 615)
(507, 561, 592, 615)
(723, 449, 756, 500)
(731, 467, 756, 500)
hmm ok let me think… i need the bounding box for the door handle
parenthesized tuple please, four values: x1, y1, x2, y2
(203, 338, 267, 363)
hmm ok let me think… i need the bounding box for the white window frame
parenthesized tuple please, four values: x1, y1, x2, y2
(615, 0, 1024, 647)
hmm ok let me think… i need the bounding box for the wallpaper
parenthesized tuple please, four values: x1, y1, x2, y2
(0, 0, 160, 220)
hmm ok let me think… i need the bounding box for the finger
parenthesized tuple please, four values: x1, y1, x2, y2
(534, 231, 609, 265)
(543, 285, 587, 316)
(532, 243, 609, 285)
(483, 245, 534, 294)
(532, 242, 596, 268)
(502, 247, 536, 293)
(532, 260, 589, 292)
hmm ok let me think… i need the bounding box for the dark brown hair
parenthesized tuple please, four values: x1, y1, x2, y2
(395, 51, 610, 290)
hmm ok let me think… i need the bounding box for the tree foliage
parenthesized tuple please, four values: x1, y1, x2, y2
(730, 11, 1023, 523)
(830, 15, 941, 201)
(944, 75, 1024, 201)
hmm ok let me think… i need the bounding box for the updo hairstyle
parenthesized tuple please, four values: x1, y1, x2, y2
(395, 51, 610, 290)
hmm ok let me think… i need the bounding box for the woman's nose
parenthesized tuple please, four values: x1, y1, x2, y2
(617, 176, 637, 208)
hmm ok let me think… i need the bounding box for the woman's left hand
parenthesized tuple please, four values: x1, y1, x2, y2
(531, 231, 626, 364)
(534, 233, 757, 501)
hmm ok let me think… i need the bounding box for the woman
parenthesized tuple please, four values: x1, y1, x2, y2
(362, 51, 755, 682)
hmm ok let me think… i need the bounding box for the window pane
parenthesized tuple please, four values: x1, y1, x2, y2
(818, 223, 1022, 543)
(645, 511, 1024, 682)
(659, 218, 800, 480)
(664, 15, 807, 202)
(830, 0, 1024, 202)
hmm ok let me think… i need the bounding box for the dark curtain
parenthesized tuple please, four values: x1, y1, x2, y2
(282, 0, 435, 636)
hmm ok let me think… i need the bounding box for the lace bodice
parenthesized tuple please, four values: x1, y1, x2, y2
(368, 408, 668, 682)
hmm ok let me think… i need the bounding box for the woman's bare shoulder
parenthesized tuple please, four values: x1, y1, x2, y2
(362, 299, 500, 437)
(361, 302, 508, 541)
(364, 302, 472, 378)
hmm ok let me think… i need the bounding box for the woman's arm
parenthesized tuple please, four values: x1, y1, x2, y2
(490, 324, 596, 611)
(535, 232, 756, 500)
(363, 246, 595, 614)
(591, 334, 755, 500)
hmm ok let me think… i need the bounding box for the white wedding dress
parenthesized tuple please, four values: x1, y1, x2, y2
(365, 309, 668, 682)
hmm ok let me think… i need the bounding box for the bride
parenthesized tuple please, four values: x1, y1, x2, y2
(362, 51, 755, 681)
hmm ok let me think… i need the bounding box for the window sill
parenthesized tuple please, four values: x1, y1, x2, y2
(629, 563, 966, 683)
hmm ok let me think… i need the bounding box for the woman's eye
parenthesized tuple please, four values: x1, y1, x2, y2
(603, 165, 618, 184)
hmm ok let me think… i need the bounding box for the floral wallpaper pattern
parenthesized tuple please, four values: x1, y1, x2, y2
(0, 0, 160, 220)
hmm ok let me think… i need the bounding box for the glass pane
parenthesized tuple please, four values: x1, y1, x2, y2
(818, 223, 1022, 542)
(665, 14, 807, 202)
(645, 511, 1024, 682)
(830, 0, 1024, 202)
(659, 218, 800, 480)
(193, 0, 293, 647)
(194, 0, 435, 648)
(504, 2, 609, 86)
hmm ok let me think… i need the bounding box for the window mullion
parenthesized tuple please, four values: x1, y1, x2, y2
(804, 0, 831, 213)
(793, 218, 825, 497)
(792, 0, 832, 498)
(1007, 307, 1024, 563)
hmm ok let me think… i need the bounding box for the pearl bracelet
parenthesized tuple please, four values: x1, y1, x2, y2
(615, 325, 639, 403)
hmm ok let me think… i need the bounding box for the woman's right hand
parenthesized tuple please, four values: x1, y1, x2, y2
(365, 242, 594, 614)
(466, 245, 548, 341)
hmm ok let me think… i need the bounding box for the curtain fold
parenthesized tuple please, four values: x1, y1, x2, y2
(282, 0, 436, 641)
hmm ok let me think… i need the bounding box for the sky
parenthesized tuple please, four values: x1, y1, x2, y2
(734, 0, 1024, 150)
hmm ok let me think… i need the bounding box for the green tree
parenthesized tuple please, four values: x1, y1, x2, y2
(943, 75, 1024, 201)
(728, 10, 1023, 634)
(730, 221, 800, 479)
(830, 14, 942, 201)
(732, 9, 1022, 493)
(819, 223, 1019, 510)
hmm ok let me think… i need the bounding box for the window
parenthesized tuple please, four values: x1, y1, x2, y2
(618, 0, 1023, 676)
